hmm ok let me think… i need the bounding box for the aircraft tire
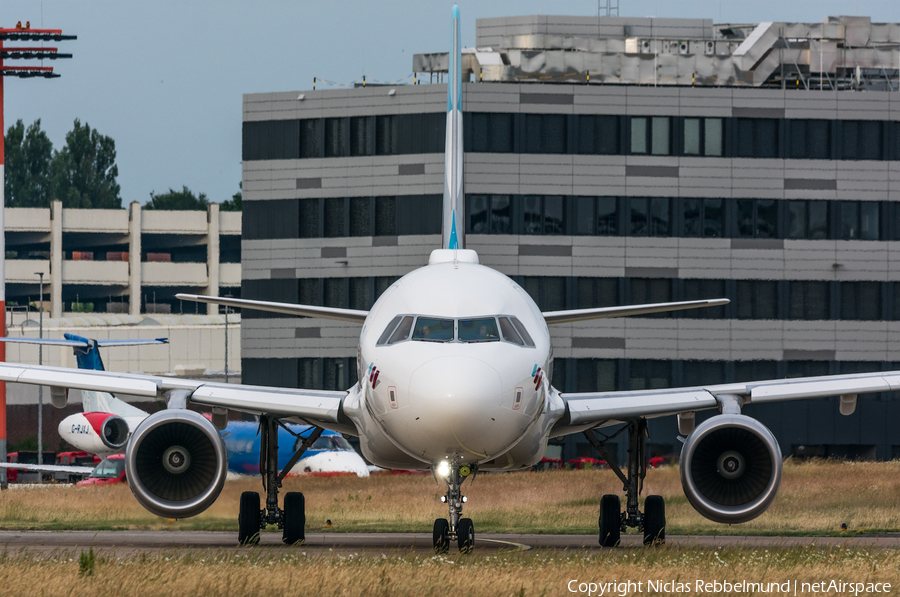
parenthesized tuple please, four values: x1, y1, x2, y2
(642, 495, 666, 546)
(433, 518, 449, 553)
(238, 491, 260, 545)
(458, 518, 474, 553)
(598, 494, 621, 547)
(282, 492, 306, 545)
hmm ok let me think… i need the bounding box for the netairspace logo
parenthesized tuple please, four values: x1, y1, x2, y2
(567, 579, 892, 596)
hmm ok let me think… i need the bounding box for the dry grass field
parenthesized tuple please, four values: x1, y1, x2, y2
(1, 546, 898, 597)
(2, 459, 900, 536)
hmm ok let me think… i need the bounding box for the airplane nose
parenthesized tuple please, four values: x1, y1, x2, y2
(404, 356, 517, 461)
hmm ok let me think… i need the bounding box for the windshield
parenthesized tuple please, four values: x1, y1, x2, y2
(412, 317, 454, 342)
(90, 458, 124, 479)
(458, 318, 500, 343)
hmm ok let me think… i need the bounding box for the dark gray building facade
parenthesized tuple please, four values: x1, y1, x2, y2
(241, 14, 900, 463)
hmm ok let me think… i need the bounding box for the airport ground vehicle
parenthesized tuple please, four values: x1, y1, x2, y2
(76, 454, 126, 487)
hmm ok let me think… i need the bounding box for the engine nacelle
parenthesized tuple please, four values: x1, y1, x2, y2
(98, 415, 129, 450)
(680, 414, 782, 524)
(125, 409, 227, 519)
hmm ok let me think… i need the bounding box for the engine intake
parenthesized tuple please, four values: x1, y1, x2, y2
(125, 409, 227, 519)
(680, 414, 782, 524)
(100, 415, 129, 450)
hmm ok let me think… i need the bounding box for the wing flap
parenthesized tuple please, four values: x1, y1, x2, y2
(190, 385, 345, 422)
(543, 299, 729, 324)
(564, 389, 718, 425)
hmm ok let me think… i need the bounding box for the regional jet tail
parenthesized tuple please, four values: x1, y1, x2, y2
(1, 4, 898, 553)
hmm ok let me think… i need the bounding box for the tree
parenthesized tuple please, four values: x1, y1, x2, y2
(4, 119, 53, 208)
(50, 119, 122, 209)
(145, 185, 209, 210)
(220, 182, 241, 211)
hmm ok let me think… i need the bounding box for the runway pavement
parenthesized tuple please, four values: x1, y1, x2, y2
(2, 531, 900, 557)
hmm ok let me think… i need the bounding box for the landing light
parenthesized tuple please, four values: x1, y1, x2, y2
(436, 460, 451, 478)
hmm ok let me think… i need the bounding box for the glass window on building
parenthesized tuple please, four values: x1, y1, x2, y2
(543, 195, 565, 235)
(523, 196, 542, 235)
(683, 198, 723, 238)
(733, 360, 778, 382)
(299, 199, 319, 238)
(350, 116, 373, 156)
(629, 279, 672, 315)
(839, 201, 880, 240)
(470, 113, 514, 153)
(735, 280, 778, 320)
(375, 115, 398, 155)
(630, 116, 671, 155)
(574, 196, 595, 235)
(299, 119, 321, 159)
(298, 279, 320, 305)
(684, 117, 723, 156)
(490, 195, 513, 234)
(576, 359, 618, 393)
(789, 119, 831, 159)
(786, 360, 829, 378)
(324, 278, 346, 308)
(840, 281, 882, 320)
(735, 118, 779, 158)
(788, 281, 830, 320)
(374, 196, 396, 236)
(629, 360, 671, 390)
(576, 277, 619, 309)
(523, 114, 567, 154)
(324, 198, 345, 238)
(324, 118, 348, 158)
(349, 278, 372, 311)
(522, 276, 567, 312)
(736, 199, 778, 239)
(683, 360, 725, 386)
(349, 197, 371, 237)
(841, 120, 883, 160)
(682, 279, 726, 318)
(298, 358, 321, 390)
(467, 195, 488, 233)
(597, 197, 618, 235)
(578, 115, 619, 155)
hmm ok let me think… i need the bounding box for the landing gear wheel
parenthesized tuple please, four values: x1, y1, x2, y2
(458, 518, 474, 553)
(598, 494, 621, 547)
(282, 491, 306, 545)
(432, 518, 449, 554)
(238, 491, 261, 546)
(643, 494, 665, 546)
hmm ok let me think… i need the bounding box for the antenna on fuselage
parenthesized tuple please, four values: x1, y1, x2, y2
(441, 4, 465, 251)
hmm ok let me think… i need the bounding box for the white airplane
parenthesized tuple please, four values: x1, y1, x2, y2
(0, 5, 896, 552)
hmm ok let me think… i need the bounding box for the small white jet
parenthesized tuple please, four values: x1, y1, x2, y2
(1, 6, 897, 551)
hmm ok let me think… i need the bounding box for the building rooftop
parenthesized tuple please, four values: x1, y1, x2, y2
(413, 15, 900, 90)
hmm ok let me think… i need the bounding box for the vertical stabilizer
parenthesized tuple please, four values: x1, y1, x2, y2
(441, 5, 465, 250)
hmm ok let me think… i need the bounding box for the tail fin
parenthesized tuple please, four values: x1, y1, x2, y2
(441, 4, 464, 250)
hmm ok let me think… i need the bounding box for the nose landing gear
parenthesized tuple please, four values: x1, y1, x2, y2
(432, 463, 475, 553)
(585, 419, 666, 547)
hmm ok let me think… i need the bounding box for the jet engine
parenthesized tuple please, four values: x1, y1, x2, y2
(98, 415, 129, 450)
(679, 414, 782, 524)
(125, 409, 227, 519)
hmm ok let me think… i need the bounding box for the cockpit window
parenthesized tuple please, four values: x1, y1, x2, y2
(377, 315, 403, 345)
(386, 316, 414, 344)
(498, 317, 524, 345)
(510, 317, 535, 347)
(412, 317, 454, 342)
(459, 318, 500, 343)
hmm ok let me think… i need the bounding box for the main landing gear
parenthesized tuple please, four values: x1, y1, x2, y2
(433, 463, 475, 554)
(238, 416, 324, 546)
(584, 419, 666, 547)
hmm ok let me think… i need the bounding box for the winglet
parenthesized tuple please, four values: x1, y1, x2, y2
(442, 4, 465, 250)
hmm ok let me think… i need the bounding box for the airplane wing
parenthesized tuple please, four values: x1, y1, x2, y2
(0, 363, 348, 428)
(176, 293, 368, 324)
(0, 462, 95, 475)
(0, 337, 168, 347)
(554, 369, 900, 434)
(542, 299, 729, 324)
